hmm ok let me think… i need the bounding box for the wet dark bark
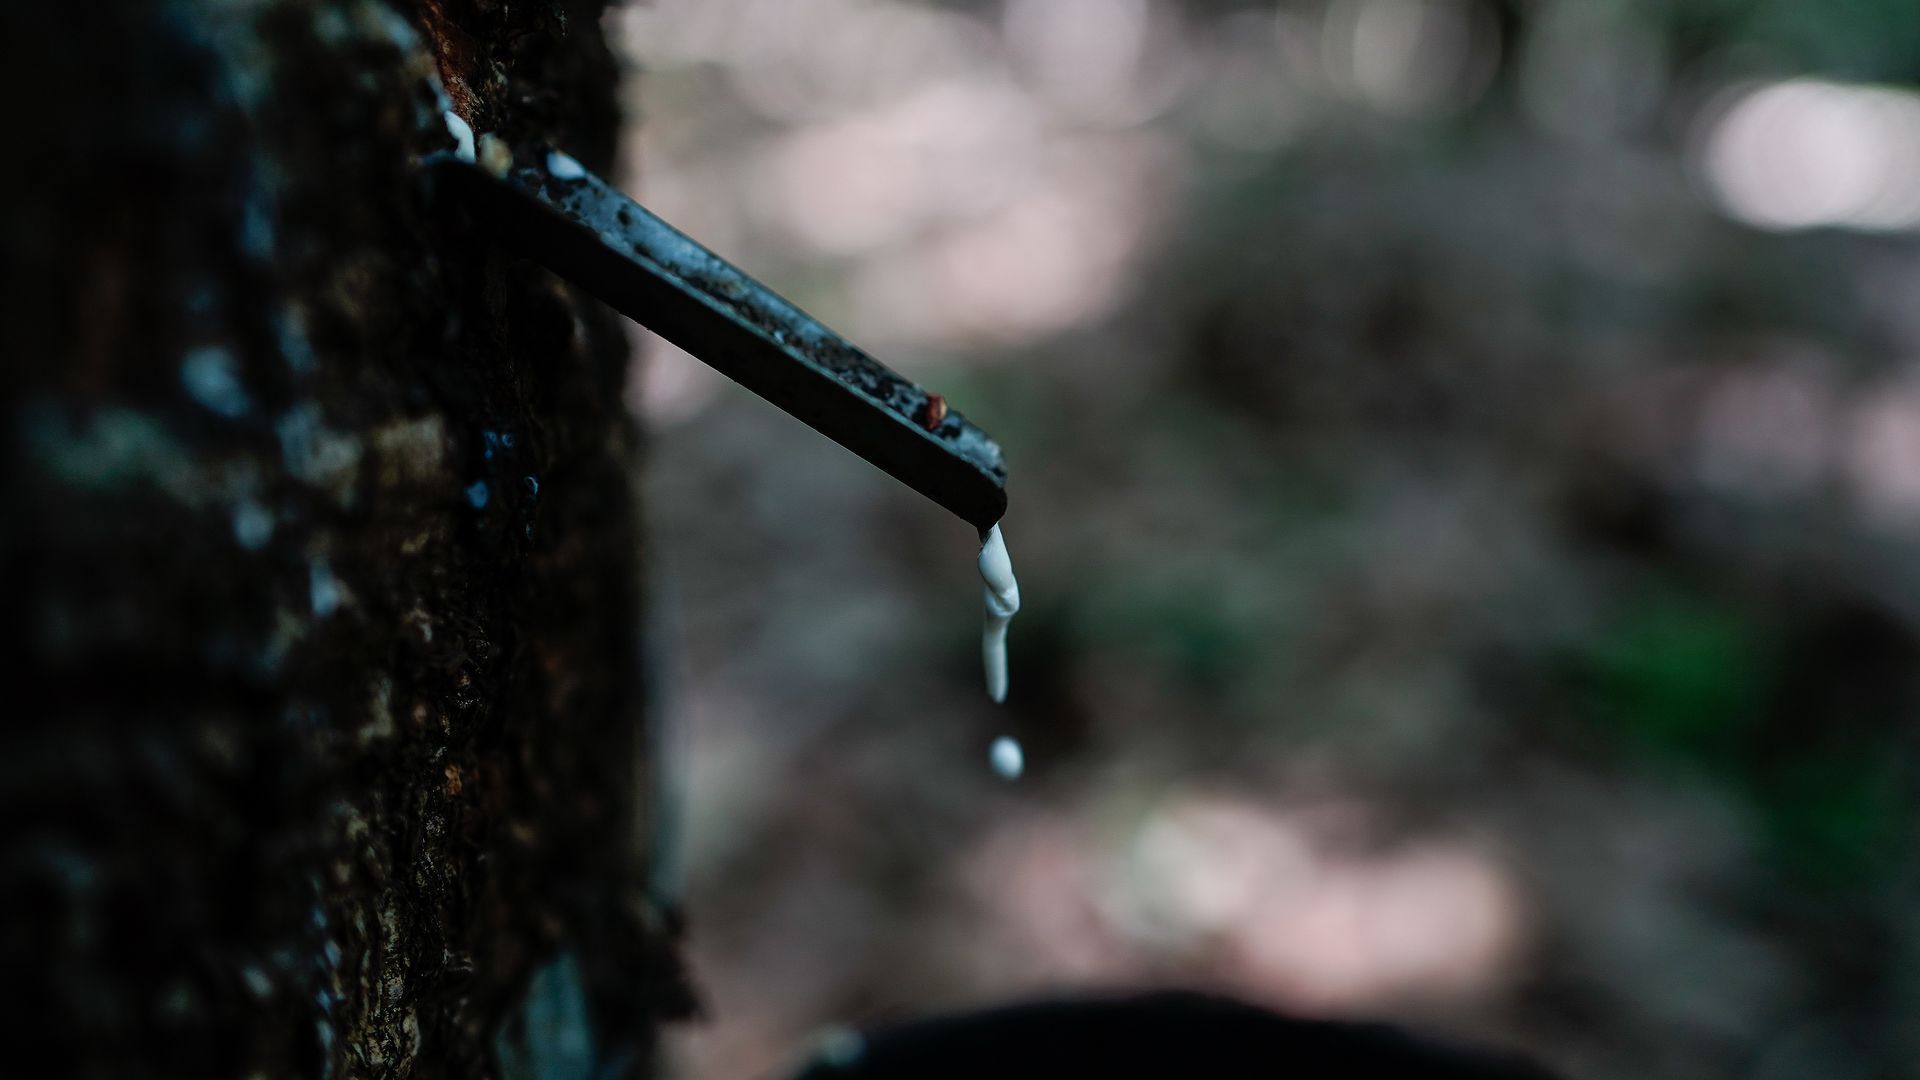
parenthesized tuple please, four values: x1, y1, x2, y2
(2, 2, 690, 1076)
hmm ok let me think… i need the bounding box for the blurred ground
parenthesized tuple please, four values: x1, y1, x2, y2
(608, 3, 1920, 1078)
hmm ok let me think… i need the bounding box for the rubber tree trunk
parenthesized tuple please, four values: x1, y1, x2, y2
(2, 2, 690, 1076)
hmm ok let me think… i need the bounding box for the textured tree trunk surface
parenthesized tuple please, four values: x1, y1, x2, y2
(2, 2, 690, 1076)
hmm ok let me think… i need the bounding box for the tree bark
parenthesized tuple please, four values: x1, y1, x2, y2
(2, 2, 690, 1076)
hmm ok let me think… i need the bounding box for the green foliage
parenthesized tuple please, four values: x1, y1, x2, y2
(1657, 0, 1920, 83)
(1576, 586, 1911, 890)
(1077, 575, 1271, 697)
(1759, 748, 1908, 889)
(1582, 588, 1770, 770)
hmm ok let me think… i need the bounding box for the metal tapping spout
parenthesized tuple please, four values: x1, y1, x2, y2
(422, 145, 1009, 531)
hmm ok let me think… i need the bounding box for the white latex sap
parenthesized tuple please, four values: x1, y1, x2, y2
(978, 524, 1019, 703)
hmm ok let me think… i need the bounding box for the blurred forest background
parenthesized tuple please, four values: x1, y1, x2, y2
(609, 2, 1920, 1078)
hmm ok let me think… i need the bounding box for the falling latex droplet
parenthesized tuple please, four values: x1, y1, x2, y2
(978, 524, 1020, 703)
(990, 735, 1024, 781)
